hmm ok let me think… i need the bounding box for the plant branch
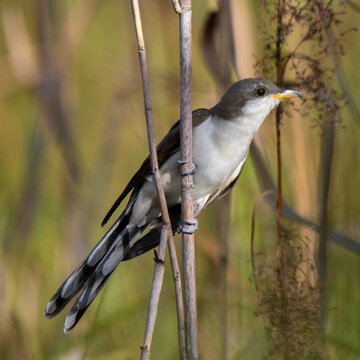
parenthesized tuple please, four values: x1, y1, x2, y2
(171, 0, 182, 14)
(130, 1, 185, 359)
(275, 0, 285, 232)
(178, 0, 199, 358)
(274, 2, 291, 359)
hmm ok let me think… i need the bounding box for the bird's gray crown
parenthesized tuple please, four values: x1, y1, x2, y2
(210, 78, 283, 120)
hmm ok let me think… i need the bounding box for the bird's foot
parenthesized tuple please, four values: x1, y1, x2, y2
(183, 164, 197, 176)
(182, 218, 198, 234)
(177, 160, 197, 176)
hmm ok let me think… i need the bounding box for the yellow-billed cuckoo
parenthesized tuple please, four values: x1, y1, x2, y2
(45, 78, 302, 333)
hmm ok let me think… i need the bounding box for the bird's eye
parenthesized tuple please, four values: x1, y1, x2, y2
(255, 88, 267, 97)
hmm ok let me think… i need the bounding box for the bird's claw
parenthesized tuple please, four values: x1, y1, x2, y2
(182, 164, 197, 176)
(182, 218, 198, 234)
(177, 160, 197, 176)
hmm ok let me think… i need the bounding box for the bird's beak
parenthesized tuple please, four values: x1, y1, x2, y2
(272, 89, 303, 100)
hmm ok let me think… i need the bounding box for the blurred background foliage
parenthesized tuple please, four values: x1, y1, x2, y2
(0, 0, 359, 359)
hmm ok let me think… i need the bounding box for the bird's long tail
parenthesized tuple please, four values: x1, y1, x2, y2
(45, 204, 182, 333)
(45, 211, 146, 333)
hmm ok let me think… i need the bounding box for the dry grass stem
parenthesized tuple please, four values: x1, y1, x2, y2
(178, 0, 199, 358)
(130, 1, 186, 359)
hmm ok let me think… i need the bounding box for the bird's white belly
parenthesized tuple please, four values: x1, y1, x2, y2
(192, 147, 239, 198)
(191, 115, 250, 198)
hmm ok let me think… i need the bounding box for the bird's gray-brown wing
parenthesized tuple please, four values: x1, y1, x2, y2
(119, 156, 248, 262)
(101, 108, 211, 226)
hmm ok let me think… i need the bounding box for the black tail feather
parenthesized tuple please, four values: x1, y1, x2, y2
(87, 211, 131, 267)
(62, 224, 145, 332)
(46, 204, 182, 332)
(63, 272, 112, 333)
(45, 260, 93, 318)
(123, 205, 182, 261)
(123, 228, 162, 261)
(45, 215, 128, 321)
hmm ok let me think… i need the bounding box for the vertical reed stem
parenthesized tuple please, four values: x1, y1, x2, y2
(178, 0, 199, 358)
(275, 0, 284, 232)
(130, 1, 186, 359)
(274, 2, 289, 359)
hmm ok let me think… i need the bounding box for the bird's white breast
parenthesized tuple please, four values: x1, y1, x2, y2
(191, 114, 257, 198)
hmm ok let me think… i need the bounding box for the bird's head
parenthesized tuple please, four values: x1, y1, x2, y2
(211, 78, 302, 122)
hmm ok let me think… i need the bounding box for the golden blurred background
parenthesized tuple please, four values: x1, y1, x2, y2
(0, 0, 359, 359)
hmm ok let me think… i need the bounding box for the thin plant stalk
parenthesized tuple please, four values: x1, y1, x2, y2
(274, 0, 287, 278)
(275, 0, 284, 232)
(175, 0, 199, 358)
(130, 1, 186, 359)
(274, 2, 290, 359)
(140, 227, 169, 360)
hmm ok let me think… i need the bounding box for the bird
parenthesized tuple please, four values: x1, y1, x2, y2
(45, 78, 302, 333)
